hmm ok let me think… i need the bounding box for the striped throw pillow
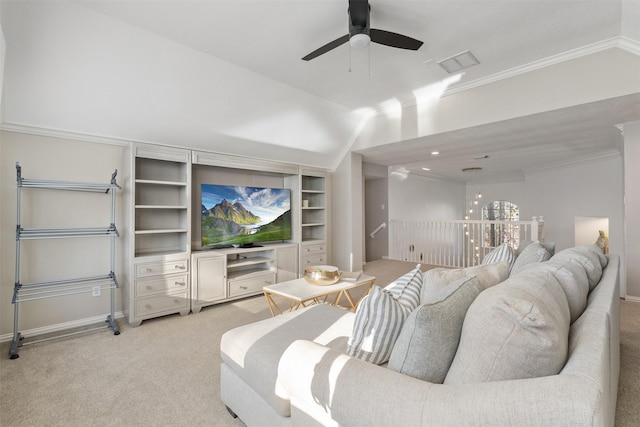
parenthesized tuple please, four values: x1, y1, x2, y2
(347, 265, 423, 364)
(482, 243, 515, 267)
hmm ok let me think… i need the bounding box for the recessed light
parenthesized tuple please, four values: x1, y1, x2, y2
(422, 167, 431, 171)
(431, 151, 440, 156)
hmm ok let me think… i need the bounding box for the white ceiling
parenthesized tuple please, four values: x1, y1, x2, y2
(3, 0, 640, 180)
(79, 0, 627, 110)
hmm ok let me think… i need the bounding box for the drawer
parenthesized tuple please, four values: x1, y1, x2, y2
(135, 274, 189, 298)
(302, 254, 326, 267)
(134, 291, 189, 317)
(135, 259, 188, 278)
(301, 243, 325, 255)
(228, 272, 276, 298)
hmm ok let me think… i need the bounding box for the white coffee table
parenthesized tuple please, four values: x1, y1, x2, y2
(263, 274, 376, 316)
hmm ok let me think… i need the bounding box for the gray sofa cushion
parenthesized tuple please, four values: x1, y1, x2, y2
(551, 245, 606, 291)
(388, 276, 482, 383)
(510, 241, 551, 275)
(527, 260, 590, 323)
(347, 265, 423, 364)
(421, 261, 509, 302)
(444, 268, 570, 384)
(220, 304, 355, 416)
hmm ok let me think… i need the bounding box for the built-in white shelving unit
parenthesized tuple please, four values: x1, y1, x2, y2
(127, 144, 191, 327)
(9, 163, 121, 359)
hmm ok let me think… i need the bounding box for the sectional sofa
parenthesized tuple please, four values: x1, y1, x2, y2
(220, 244, 619, 426)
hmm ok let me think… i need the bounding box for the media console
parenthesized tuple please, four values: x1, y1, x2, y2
(191, 243, 298, 313)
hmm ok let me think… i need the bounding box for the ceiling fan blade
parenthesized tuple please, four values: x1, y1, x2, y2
(302, 34, 349, 61)
(370, 28, 423, 50)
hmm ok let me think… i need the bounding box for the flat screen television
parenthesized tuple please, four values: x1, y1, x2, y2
(201, 184, 291, 248)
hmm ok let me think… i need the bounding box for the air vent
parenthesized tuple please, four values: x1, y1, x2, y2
(438, 50, 480, 74)
(462, 167, 482, 173)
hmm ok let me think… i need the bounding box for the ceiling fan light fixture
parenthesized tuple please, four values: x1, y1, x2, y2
(350, 33, 370, 48)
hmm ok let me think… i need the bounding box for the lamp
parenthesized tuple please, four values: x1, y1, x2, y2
(350, 33, 370, 48)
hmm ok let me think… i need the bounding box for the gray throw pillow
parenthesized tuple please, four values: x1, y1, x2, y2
(444, 269, 570, 384)
(510, 241, 550, 275)
(421, 261, 509, 302)
(388, 276, 482, 383)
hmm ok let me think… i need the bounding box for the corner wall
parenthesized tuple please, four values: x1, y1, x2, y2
(624, 121, 640, 299)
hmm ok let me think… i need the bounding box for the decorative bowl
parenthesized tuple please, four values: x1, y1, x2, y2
(303, 265, 340, 285)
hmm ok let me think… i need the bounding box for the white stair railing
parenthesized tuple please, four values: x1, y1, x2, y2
(389, 217, 545, 267)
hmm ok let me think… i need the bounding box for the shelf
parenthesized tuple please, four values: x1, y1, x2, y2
(135, 179, 188, 187)
(134, 248, 187, 258)
(134, 228, 188, 235)
(11, 164, 121, 359)
(18, 226, 119, 239)
(227, 256, 273, 269)
(13, 273, 118, 303)
(227, 268, 274, 281)
(135, 205, 188, 209)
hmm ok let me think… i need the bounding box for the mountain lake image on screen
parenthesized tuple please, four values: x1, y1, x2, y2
(201, 184, 292, 248)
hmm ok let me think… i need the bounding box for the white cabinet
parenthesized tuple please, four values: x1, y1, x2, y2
(129, 256, 190, 327)
(127, 144, 192, 327)
(189, 243, 297, 312)
(190, 251, 226, 313)
(276, 244, 298, 282)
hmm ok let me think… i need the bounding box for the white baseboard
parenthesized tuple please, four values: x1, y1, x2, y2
(0, 312, 125, 343)
(624, 295, 640, 303)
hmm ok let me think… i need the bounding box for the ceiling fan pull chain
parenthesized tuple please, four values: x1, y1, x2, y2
(368, 42, 371, 79)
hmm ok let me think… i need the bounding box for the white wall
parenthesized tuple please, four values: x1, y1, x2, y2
(523, 154, 626, 295)
(352, 48, 640, 153)
(331, 152, 364, 272)
(0, 0, 359, 170)
(624, 121, 640, 299)
(388, 173, 465, 221)
(0, 131, 128, 338)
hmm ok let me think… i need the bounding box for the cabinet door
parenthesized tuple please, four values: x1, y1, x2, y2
(276, 245, 298, 282)
(191, 255, 226, 312)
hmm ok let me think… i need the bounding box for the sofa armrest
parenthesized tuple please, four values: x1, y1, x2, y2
(279, 340, 606, 426)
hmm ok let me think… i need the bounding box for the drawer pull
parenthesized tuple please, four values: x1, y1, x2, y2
(146, 285, 153, 290)
(146, 304, 152, 310)
(174, 299, 180, 304)
(146, 268, 153, 272)
(240, 286, 248, 290)
(175, 265, 186, 270)
(175, 281, 186, 286)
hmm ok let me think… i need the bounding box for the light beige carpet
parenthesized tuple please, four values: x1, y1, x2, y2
(1, 260, 639, 426)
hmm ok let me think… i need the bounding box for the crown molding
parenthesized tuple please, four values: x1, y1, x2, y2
(443, 37, 628, 98)
(1, 122, 131, 146)
(523, 149, 621, 175)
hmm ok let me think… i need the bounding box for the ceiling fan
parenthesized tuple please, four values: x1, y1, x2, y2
(302, 0, 424, 61)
